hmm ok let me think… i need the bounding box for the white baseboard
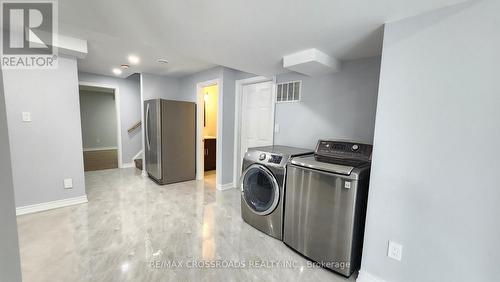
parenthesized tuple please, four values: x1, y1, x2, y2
(83, 146, 118, 152)
(16, 195, 88, 216)
(216, 182, 236, 191)
(121, 162, 135, 168)
(357, 270, 387, 282)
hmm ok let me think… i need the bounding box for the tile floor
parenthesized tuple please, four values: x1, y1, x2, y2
(16, 168, 356, 282)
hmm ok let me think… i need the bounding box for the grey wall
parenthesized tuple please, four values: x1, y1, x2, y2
(179, 67, 255, 185)
(142, 73, 182, 101)
(360, 1, 500, 282)
(219, 68, 256, 184)
(3, 56, 86, 207)
(179, 67, 223, 102)
(275, 57, 380, 149)
(78, 72, 142, 163)
(79, 90, 117, 149)
(0, 69, 22, 282)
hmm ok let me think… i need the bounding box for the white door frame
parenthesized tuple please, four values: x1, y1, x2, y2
(196, 79, 222, 186)
(233, 76, 276, 186)
(78, 81, 123, 168)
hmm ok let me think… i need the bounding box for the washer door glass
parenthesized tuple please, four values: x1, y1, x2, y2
(242, 165, 279, 215)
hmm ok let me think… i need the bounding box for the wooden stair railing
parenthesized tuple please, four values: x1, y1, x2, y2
(127, 121, 141, 133)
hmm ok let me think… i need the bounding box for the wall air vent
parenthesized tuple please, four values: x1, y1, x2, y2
(277, 81, 301, 103)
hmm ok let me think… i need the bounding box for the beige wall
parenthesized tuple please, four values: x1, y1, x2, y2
(202, 84, 218, 138)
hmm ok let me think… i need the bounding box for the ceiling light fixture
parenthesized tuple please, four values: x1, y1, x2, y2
(128, 55, 140, 65)
(157, 58, 168, 64)
(120, 64, 130, 69)
(112, 68, 122, 75)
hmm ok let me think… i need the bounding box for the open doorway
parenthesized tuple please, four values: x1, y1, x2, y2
(196, 80, 220, 186)
(78, 84, 121, 171)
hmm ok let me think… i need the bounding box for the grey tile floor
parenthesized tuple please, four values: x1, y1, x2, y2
(16, 168, 356, 282)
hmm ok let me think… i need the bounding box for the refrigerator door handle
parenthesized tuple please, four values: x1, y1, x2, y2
(145, 103, 151, 150)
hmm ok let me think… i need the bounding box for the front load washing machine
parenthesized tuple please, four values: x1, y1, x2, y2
(240, 145, 312, 240)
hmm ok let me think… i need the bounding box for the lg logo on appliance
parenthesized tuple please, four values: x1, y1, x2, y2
(1, 0, 58, 69)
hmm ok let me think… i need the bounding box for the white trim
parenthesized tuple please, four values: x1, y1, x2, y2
(83, 146, 118, 152)
(216, 182, 235, 191)
(233, 76, 276, 187)
(356, 270, 387, 282)
(16, 195, 88, 216)
(121, 162, 135, 168)
(78, 81, 123, 168)
(140, 74, 146, 176)
(132, 150, 143, 160)
(196, 79, 222, 188)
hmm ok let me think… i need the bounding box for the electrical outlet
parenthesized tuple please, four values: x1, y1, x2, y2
(63, 178, 73, 189)
(388, 241, 403, 261)
(22, 112, 31, 122)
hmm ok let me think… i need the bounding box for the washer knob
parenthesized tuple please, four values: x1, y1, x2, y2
(259, 153, 267, 161)
(352, 144, 359, 151)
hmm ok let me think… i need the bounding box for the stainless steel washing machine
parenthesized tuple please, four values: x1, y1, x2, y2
(283, 140, 373, 277)
(240, 145, 313, 240)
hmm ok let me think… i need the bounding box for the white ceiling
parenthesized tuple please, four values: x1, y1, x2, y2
(58, 0, 465, 78)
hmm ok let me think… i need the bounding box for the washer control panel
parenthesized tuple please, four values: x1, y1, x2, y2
(268, 154, 283, 164)
(315, 140, 372, 165)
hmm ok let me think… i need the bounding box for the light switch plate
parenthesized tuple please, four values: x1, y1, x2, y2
(63, 178, 73, 189)
(388, 241, 403, 261)
(22, 112, 31, 122)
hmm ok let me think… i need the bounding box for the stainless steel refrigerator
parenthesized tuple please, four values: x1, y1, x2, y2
(144, 99, 196, 185)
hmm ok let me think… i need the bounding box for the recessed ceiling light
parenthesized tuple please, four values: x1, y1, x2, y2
(157, 58, 168, 64)
(128, 55, 140, 65)
(112, 68, 122, 75)
(120, 64, 130, 69)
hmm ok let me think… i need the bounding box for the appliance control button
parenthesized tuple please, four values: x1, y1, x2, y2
(352, 144, 359, 151)
(259, 153, 267, 161)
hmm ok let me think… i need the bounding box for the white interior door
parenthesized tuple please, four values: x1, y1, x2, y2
(239, 81, 275, 176)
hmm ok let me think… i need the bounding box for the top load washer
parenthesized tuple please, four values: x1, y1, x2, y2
(241, 145, 313, 240)
(283, 140, 373, 277)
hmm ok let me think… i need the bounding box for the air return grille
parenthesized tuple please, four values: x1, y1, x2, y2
(276, 81, 301, 103)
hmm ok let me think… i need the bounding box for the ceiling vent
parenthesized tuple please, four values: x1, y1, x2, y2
(283, 48, 341, 76)
(277, 81, 301, 103)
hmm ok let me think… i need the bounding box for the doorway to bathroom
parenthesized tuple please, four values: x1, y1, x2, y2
(196, 80, 220, 188)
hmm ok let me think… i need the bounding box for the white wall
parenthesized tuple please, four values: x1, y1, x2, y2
(78, 72, 142, 163)
(79, 90, 117, 149)
(0, 68, 22, 282)
(359, 1, 500, 282)
(275, 57, 380, 149)
(3, 56, 86, 208)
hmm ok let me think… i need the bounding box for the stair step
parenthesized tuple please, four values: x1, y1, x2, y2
(134, 159, 143, 170)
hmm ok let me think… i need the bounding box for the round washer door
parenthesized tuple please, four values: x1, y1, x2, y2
(241, 164, 280, 216)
